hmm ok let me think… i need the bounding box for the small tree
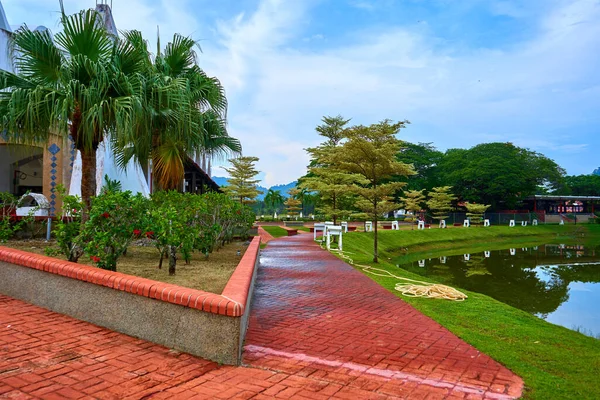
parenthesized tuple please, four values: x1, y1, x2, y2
(222, 156, 263, 205)
(285, 188, 303, 218)
(332, 120, 415, 262)
(264, 189, 285, 213)
(465, 202, 491, 225)
(427, 186, 456, 225)
(400, 189, 426, 230)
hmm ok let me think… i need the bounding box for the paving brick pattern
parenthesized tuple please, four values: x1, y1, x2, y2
(243, 235, 523, 399)
(0, 234, 523, 399)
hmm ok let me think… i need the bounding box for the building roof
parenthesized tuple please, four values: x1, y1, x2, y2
(527, 195, 600, 201)
(0, 1, 11, 33)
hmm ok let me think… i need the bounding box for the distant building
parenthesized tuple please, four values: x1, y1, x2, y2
(0, 1, 218, 215)
(524, 195, 599, 223)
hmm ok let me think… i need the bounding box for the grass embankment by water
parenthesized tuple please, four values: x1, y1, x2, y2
(2, 240, 246, 294)
(340, 225, 600, 400)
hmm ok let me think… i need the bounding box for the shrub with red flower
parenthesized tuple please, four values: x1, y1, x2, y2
(101, 212, 110, 218)
(145, 231, 154, 239)
(133, 229, 141, 237)
(90, 255, 101, 263)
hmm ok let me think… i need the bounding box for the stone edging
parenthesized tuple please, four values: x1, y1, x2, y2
(0, 235, 261, 317)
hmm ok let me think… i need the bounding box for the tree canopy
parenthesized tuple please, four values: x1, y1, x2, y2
(222, 156, 262, 205)
(437, 143, 565, 210)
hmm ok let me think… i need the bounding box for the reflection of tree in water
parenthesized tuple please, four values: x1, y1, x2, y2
(400, 250, 573, 315)
(464, 256, 491, 278)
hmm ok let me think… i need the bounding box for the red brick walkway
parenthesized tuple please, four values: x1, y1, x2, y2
(0, 234, 523, 399)
(243, 235, 523, 399)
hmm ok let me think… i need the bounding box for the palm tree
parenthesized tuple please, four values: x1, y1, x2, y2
(264, 189, 284, 213)
(115, 33, 240, 191)
(0, 9, 147, 217)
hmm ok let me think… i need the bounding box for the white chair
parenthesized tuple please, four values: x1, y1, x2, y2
(484, 219, 490, 227)
(509, 220, 516, 227)
(521, 221, 528, 227)
(365, 221, 373, 232)
(391, 221, 399, 230)
(439, 220, 446, 229)
(532, 219, 538, 226)
(463, 219, 470, 228)
(417, 220, 425, 230)
(313, 223, 326, 241)
(341, 221, 348, 233)
(326, 225, 343, 250)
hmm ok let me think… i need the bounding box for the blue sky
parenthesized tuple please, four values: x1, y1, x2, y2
(2, 0, 599, 186)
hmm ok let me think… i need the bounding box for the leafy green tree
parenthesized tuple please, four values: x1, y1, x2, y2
(0, 10, 148, 217)
(396, 142, 444, 191)
(438, 143, 565, 210)
(264, 189, 285, 213)
(427, 186, 456, 224)
(222, 156, 263, 205)
(316, 115, 351, 146)
(464, 202, 491, 224)
(332, 120, 415, 262)
(400, 189, 426, 229)
(561, 175, 600, 196)
(114, 33, 240, 191)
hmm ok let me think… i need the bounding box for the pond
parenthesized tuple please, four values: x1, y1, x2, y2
(395, 244, 600, 338)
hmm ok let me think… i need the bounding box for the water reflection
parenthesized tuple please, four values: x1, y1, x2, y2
(402, 244, 600, 338)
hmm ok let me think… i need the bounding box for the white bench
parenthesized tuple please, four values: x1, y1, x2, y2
(326, 225, 343, 250)
(313, 223, 326, 241)
(365, 221, 373, 232)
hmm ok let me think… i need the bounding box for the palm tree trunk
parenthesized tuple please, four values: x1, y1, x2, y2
(80, 147, 97, 222)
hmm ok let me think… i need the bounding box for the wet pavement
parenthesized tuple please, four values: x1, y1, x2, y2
(0, 234, 523, 399)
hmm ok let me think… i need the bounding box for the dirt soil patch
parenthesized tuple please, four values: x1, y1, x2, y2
(1, 239, 248, 294)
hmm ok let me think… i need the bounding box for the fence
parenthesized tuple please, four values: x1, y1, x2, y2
(421, 212, 547, 226)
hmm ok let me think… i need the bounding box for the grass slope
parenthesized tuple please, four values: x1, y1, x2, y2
(260, 225, 289, 238)
(340, 225, 600, 400)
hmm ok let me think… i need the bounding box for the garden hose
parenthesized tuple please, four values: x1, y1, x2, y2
(326, 246, 468, 301)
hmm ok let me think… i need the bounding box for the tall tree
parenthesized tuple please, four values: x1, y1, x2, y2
(438, 143, 565, 210)
(222, 156, 262, 205)
(316, 115, 351, 146)
(0, 9, 147, 217)
(332, 120, 415, 262)
(284, 188, 302, 218)
(264, 189, 284, 213)
(396, 142, 444, 191)
(114, 33, 240, 191)
(400, 189, 426, 229)
(561, 175, 600, 196)
(427, 186, 456, 225)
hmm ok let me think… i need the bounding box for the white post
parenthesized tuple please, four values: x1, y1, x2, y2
(463, 219, 470, 228)
(484, 251, 490, 258)
(365, 221, 373, 232)
(391, 221, 399, 230)
(484, 219, 490, 227)
(559, 220, 564, 225)
(509, 220, 515, 227)
(464, 254, 470, 261)
(440, 256, 447, 264)
(510, 248, 516, 256)
(439, 220, 446, 229)
(521, 221, 528, 227)
(532, 219, 538, 226)
(417, 220, 425, 230)
(418, 259, 425, 267)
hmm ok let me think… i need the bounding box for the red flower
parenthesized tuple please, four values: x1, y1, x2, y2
(72, 209, 78, 213)
(101, 212, 110, 218)
(90, 256, 101, 263)
(133, 229, 141, 236)
(145, 231, 154, 238)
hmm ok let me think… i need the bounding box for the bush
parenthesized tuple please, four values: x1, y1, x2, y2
(77, 190, 149, 271)
(52, 186, 84, 261)
(0, 192, 19, 242)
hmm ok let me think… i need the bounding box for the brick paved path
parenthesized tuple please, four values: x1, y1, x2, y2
(0, 234, 523, 399)
(243, 235, 523, 399)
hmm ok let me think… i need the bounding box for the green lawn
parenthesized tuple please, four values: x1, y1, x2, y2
(340, 225, 600, 400)
(260, 225, 288, 238)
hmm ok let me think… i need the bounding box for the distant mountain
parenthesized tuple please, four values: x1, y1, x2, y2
(594, 168, 600, 176)
(211, 176, 297, 201)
